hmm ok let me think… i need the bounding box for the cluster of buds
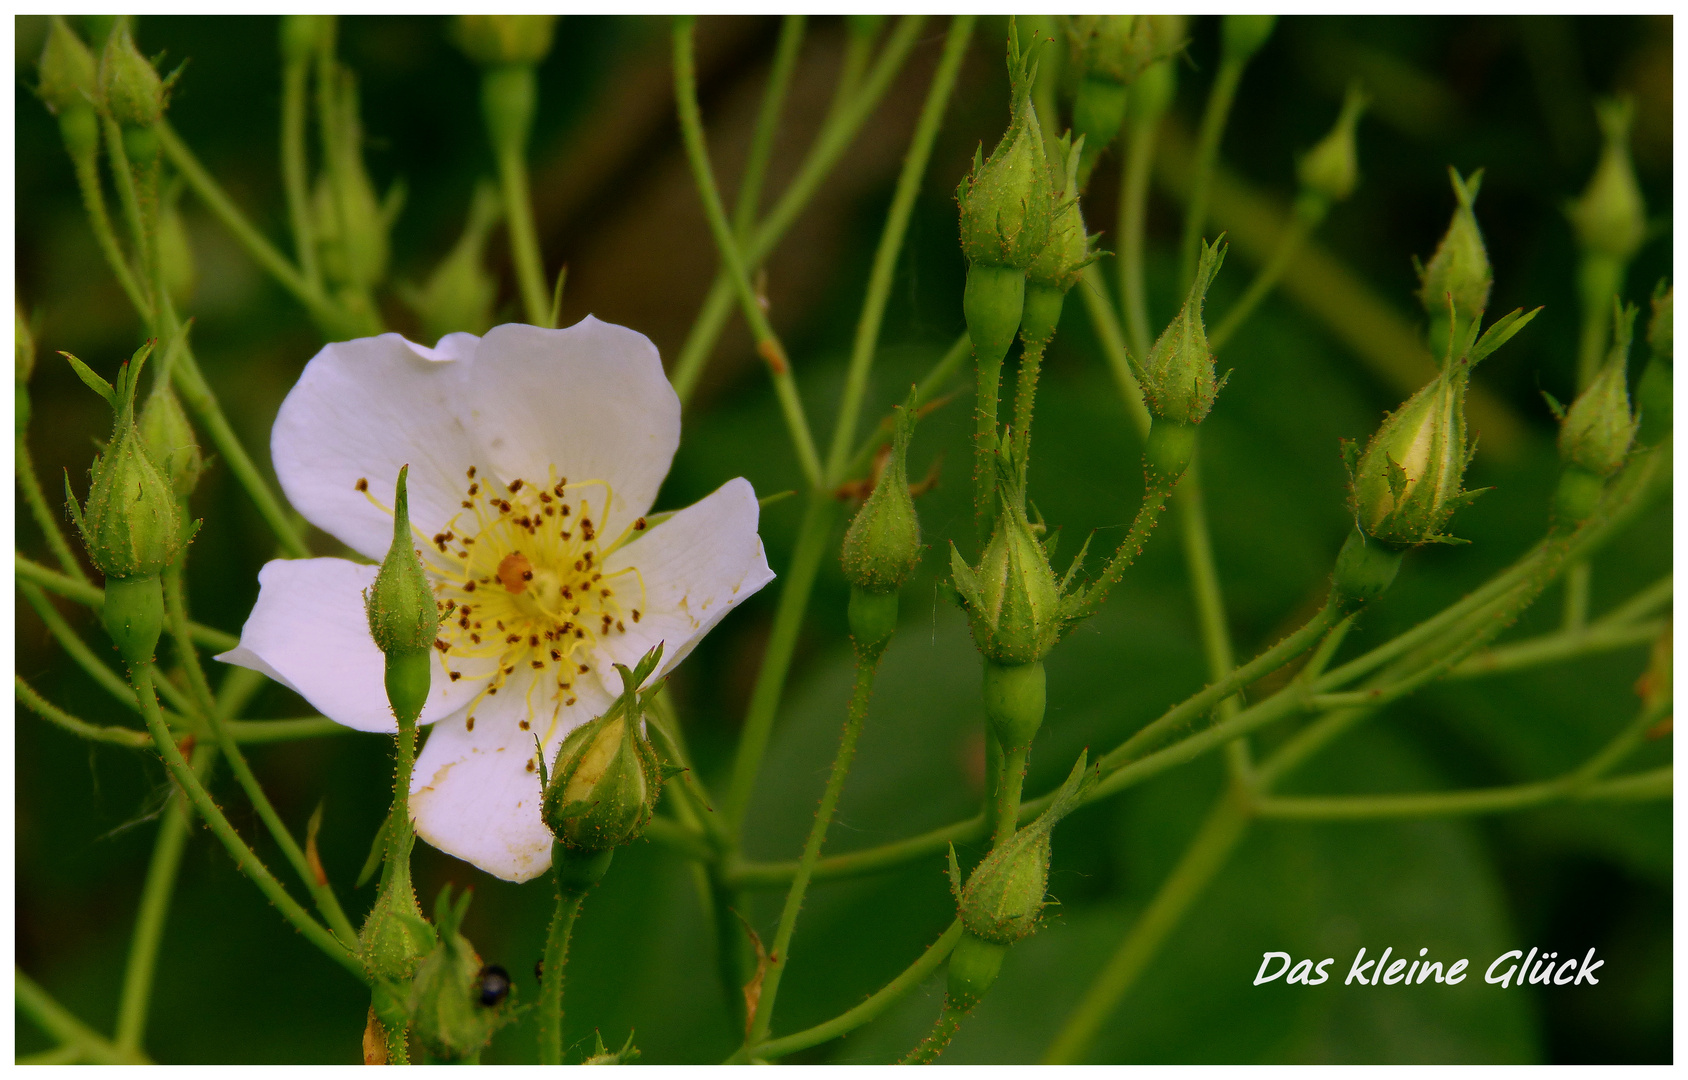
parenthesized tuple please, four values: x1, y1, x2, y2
(63, 344, 190, 664)
(541, 645, 670, 856)
(840, 388, 924, 655)
(1417, 168, 1492, 356)
(1637, 284, 1672, 446)
(405, 885, 514, 1063)
(944, 755, 1098, 1010)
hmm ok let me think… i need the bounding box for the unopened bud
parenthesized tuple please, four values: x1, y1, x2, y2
(957, 23, 1053, 272)
(366, 466, 439, 725)
(842, 387, 922, 595)
(361, 874, 436, 983)
(542, 647, 665, 853)
(408, 885, 512, 1064)
(313, 70, 390, 291)
(1298, 84, 1368, 204)
(1350, 368, 1478, 547)
(1567, 98, 1646, 263)
(38, 16, 98, 116)
(951, 457, 1069, 666)
(953, 754, 1097, 945)
(453, 15, 558, 68)
(139, 382, 203, 499)
(1131, 239, 1226, 424)
(1559, 303, 1639, 479)
(1418, 168, 1492, 342)
(98, 24, 166, 128)
(1220, 14, 1276, 65)
(1026, 135, 1097, 301)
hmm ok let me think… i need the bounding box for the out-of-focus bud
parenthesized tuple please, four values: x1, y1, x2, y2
(1559, 303, 1639, 479)
(1418, 168, 1492, 347)
(581, 1030, 641, 1066)
(98, 24, 166, 128)
(1567, 98, 1646, 263)
(542, 647, 665, 853)
(366, 466, 440, 721)
(408, 885, 512, 1064)
(139, 382, 203, 499)
(951, 459, 1067, 668)
(1637, 283, 1672, 446)
(16, 304, 35, 436)
(314, 69, 391, 291)
(453, 14, 558, 68)
(1221, 14, 1276, 65)
(952, 754, 1097, 945)
(1131, 239, 1226, 424)
(1067, 15, 1161, 185)
(156, 182, 196, 308)
(38, 16, 98, 116)
(406, 181, 502, 343)
(1297, 84, 1368, 205)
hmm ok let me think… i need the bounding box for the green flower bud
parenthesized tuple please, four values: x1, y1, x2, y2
(542, 647, 666, 853)
(1221, 14, 1277, 65)
(453, 15, 558, 68)
(408, 885, 512, 1064)
(950, 460, 1067, 667)
(366, 467, 441, 724)
(1130, 239, 1226, 424)
(1128, 48, 1177, 126)
(64, 344, 183, 582)
(98, 25, 166, 128)
(155, 182, 196, 309)
(1559, 303, 1639, 479)
(1418, 168, 1492, 343)
(963, 263, 1026, 382)
(951, 754, 1098, 945)
(1349, 369, 1477, 547)
(313, 70, 391, 291)
(56, 101, 100, 160)
(1068, 15, 1153, 85)
(1026, 135, 1098, 299)
(1567, 98, 1646, 263)
(1638, 284, 1672, 446)
(361, 870, 436, 983)
(842, 387, 922, 594)
(956, 24, 1053, 271)
(38, 16, 98, 116)
(1297, 84, 1368, 205)
(139, 382, 203, 499)
(406, 181, 502, 343)
(945, 932, 1008, 1014)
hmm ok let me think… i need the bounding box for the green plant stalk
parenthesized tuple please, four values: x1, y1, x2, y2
(18, 1045, 85, 1065)
(1562, 251, 1623, 632)
(15, 676, 150, 748)
(221, 717, 347, 742)
(131, 661, 366, 981)
(1120, 116, 1161, 361)
(1451, 618, 1664, 679)
(1598, 573, 1672, 625)
(16, 555, 238, 650)
(281, 50, 320, 288)
(1179, 57, 1247, 289)
(18, 581, 199, 723)
(490, 106, 551, 327)
(1011, 336, 1045, 471)
(114, 741, 218, 1054)
(157, 122, 367, 337)
(1078, 264, 1153, 440)
(1171, 455, 1247, 779)
(991, 743, 1030, 848)
(162, 559, 218, 718)
(1208, 194, 1327, 352)
(673, 18, 823, 490)
(723, 489, 842, 827)
(16, 970, 152, 1065)
(669, 16, 927, 403)
(733, 15, 808, 242)
(101, 117, 155, 298)
(825, 14, 973, 485)
(537, 878, 585, 1065)
(745, 640, 890, 1049)
(1043, 790, 1251, 1064)
(972, 337, 1004, 543)
(903, 1004, 967, 1064)
(844, 331, 970, 479)
(1069, 470, 1181, 619)
(754, 919, 964, 1060)
(16, 436, 89, 583)
(66, 135, 152, 321)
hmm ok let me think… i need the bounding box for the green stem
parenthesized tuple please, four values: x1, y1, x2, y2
(1077, 264, 1152, 440)
(1562, 560, 1592, 631)
(114, 741, 218, 1053)
(732, 16, 807, 241)
(1043, 791, 1251, 1064)
(101, 117, 153, 308)
(1208, 194, 1325, 353)
(755, 919, 964, 1060)
(1119, 115, 1160, 361)
(991, 744, 1029, 848)
(15, 970, 151, 1065)
(673, 18, 823, 490)
(15, 676, 150, 748)
(842, 331, 970, 480)
(1171, 454, 1245, 776)
(669, 16, 926, 404)
(131, 661, 366, 981)
(162, 560, 218, 718)
(67, 135, 152, 322)
(723, 490, 841, 828)
(486, 60, 552, 328)
(1451, 618, 1664, 679)
(824, 15, 973, 485)
(745, 641, 888, 1049)
(18, 580, 200, 724)
(221, 716, 348, 743)
(902, 1004, 966, 1064)
(15, 438, 86, 586)
(280, 52, 320, 288)
(15, 554, 238, 651)
(1179, 59, 1246, 290)
(537, 875, 586, 1065)
(1070, 471, 1179, 619)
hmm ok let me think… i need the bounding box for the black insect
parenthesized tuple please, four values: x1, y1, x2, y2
(476, 964, 512, 1007)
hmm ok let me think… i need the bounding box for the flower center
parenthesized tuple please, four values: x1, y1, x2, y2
(409, 465, 647, 743)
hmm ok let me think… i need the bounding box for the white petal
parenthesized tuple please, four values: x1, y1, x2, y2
(409, 669, 615, 882)
(463, 319, 679, 532)
(598, 477, 775, 679)
(272, 333, 480, 562)
(214, 558, 494, 733)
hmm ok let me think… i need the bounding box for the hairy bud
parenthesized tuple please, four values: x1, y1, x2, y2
(1559, 303, 1640, 479)
(842, 388, 923, 594)
(1131, 239, 1227, 424)
(408, 885, 512, 1063)
(957, 24, 1053, 272)
(542, 647, 666, 853)
(38, 16, 98, 116)
(1418, 168, 1492, 345)
(98, 24, 167, 128)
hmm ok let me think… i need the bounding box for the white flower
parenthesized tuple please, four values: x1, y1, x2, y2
(217, 319, 774, 882)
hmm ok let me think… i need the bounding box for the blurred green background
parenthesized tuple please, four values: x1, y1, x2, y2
(15, 14, 1671, 1064)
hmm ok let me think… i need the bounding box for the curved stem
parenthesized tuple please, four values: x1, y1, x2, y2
(755, 919, 964, 1061)
(16, 970, 151, 1065)
(673, 18, 823, 490)
(16, 436, 90, 584)
(745, 642, 887, 1049)
(16, 555, 238, 651)
(733, 15, 808, 242)
(1208, 195, 1324, 353)
(281, 52, 320, 288)
(67, 139, 152, 322)
(902, 1004, 966, 1064)
(537, 875, 585, 1065)
(114, 741, 218, 1053)
(17, 580, 199, 723)
(1119, 115, 1160, 361)
(824, 14, 973, 485)
(15, 676, 150, 748)
(101, 117, 154, 310)
(1179, 58, 1246, 290)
